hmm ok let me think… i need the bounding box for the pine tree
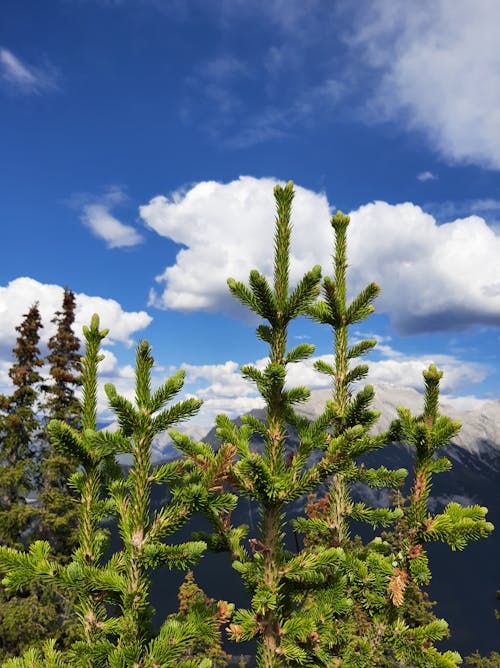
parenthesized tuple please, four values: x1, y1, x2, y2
(0, 315, 234, 667)
(37, 288, 82, 559)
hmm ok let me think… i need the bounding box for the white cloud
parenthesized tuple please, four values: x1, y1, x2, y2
(77, 188, 143, 248)
(417, 171, 437, 182)
(140, 177, 500, 334)
(440, 394, 488, 412)
(0, 277, 152, 351)
(347, 201, 500, 333)
(182, 360, 255, 398)
(167, 344, 487, 426)
(351, 0, 500, 169)
(365, 356, 487, 394)
(82, 203, 143, 248)
(141, 176, 332, 315)
(286, 351, 486, 397)
(0, 47, 58, 95)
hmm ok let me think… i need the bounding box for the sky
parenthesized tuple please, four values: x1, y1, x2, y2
(1, 0, 500, 431)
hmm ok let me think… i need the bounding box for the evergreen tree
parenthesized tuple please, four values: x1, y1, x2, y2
(173, 184, 493, 667)
(37, 288, 82, 559)
(172, 184, 403, 666)
(43, 288, 82, 427)
(165, 571, 232, 666)
(0, 303, 43, 547)
(0, 304, 47, 660)
(297, 212, 492, 666)
(0, 315, 234, 667)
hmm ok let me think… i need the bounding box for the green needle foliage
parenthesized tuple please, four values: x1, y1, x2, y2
(0, 316, 231, 667)
(42, 288, 82, 427)
(295, 212, 492, 666)
(36, 288, 82, 560)
(284, 210, 412, 666)
(173, 186, 494, 667)
(165, 571, 233, 666)
(0, 303, 43, 549)
(375, 365, 494, 667)
(173, 184, 402, 667)
(0, 304, 48, 660)
(0, 184, 494, 667)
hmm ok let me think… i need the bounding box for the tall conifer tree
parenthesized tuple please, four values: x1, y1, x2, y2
(173, 184, 402, 666)
(0, 304, 64, 660)
(0, 316, 234, 667)
(0, 305, 43, 660)
(0, 303, 43, 546)
(37, 288, 82, 558)
(43, 288, 82, 427)
(296, 212, 493, 665)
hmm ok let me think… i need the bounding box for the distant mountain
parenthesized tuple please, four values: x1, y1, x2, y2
(131, 385, 499, 662)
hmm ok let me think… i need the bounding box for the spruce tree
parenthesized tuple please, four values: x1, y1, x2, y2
(0, 304, 47, 660)
(0, 303, 43, 547)
(173, 184, 493, 667)
(0, 315, 234, 667)
(43, 288, 82, 427)
(166, 571, 232, 666)
(37, 288, 82, 559)
(172, 183, 403, 666)
(297, 213, 493, 665)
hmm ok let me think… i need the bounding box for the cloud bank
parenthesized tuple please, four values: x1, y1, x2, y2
(179, 347, 487, 425)
(141, 176, 332, 316)
(0, 277, 152, 350)
(140, 177, 500, 335)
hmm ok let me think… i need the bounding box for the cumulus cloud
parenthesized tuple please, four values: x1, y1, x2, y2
(350, 0, 500, 169)
(172, 345, 487, 425)
(365, 356, 487, 394)
(347, 201, 500, 333)
(141, 176, 332, 315)
(0, 277, 152, 351)
(140, 176, 500, 334)
(0, 47, 58, 95)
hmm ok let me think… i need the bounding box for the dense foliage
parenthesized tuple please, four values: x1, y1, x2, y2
(0, 183, 496, 667)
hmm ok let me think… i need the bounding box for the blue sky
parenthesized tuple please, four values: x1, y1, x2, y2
(1, 0, 500, 429)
